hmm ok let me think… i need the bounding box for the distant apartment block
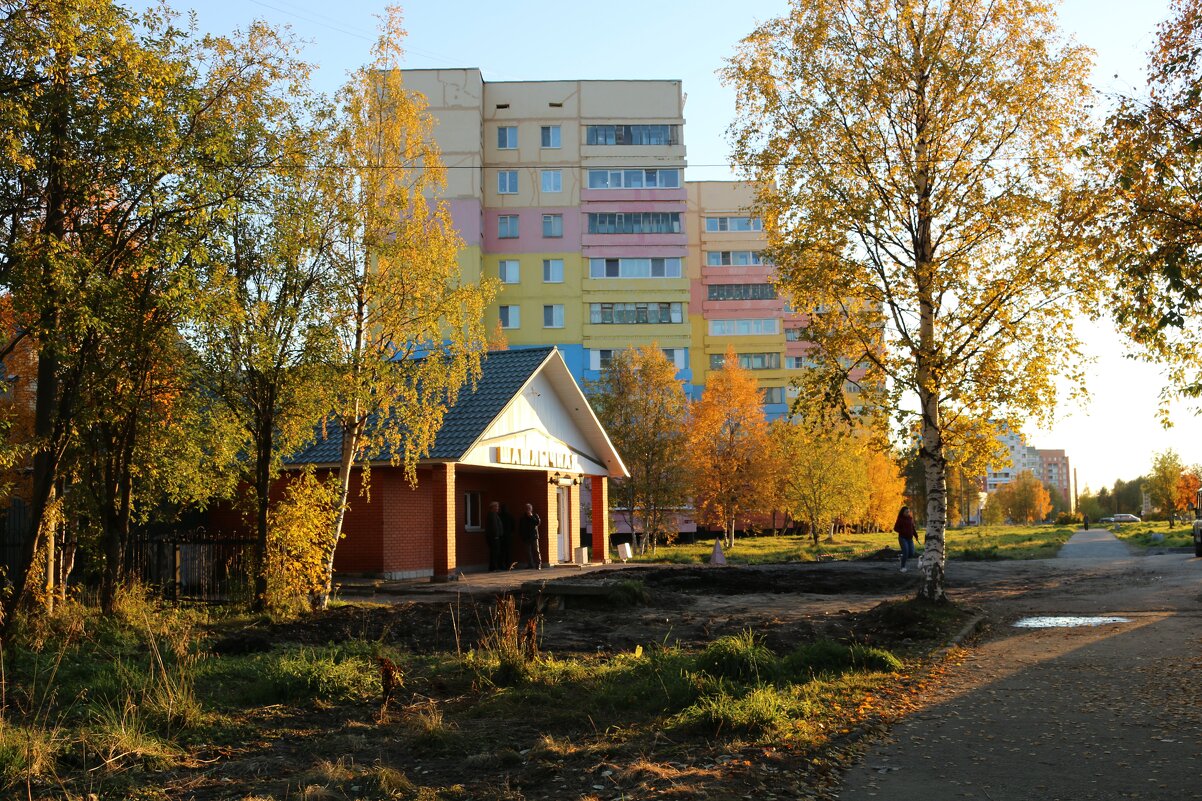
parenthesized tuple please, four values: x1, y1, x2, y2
(985, 427, 1072, 508)
(403, 68, 814, 410)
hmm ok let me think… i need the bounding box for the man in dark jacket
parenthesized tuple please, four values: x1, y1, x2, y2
(519, 503, 542, 570)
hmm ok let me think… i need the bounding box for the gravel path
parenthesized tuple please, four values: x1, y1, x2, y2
(835, 531, 1202, 801)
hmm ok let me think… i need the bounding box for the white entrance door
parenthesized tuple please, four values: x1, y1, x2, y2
(557, 487, 569, 561)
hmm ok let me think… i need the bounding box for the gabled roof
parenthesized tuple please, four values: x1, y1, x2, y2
(289, 347, 626, 477)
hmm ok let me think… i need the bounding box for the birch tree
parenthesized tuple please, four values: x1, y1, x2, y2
(725, 0, 1095, 601)
(313, 7, 495, 608)
(588, 346, 690, 553)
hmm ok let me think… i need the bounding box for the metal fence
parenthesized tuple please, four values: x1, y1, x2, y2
(126, 528, 255, 602)
(1, 499, 254, 603)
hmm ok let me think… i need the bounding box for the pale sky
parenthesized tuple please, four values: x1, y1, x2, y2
(140, 0, 1186, 493)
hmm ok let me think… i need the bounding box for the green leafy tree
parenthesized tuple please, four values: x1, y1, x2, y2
(194, 116, 340, 611)
(773, 417, 868, 545)
(725, 0, 1095, 601)
(589, 346, 689, 554)
(1092, 0, 1202, 401)
(1146, 449, 1185, 525)
(0, 1, 310, 622)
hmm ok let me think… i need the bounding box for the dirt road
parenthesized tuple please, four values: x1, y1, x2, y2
(836, 529, 1202, 801)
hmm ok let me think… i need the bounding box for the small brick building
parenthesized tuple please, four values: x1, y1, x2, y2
(289, 347, 627, 580)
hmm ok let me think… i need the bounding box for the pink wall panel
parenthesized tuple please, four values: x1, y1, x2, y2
(580, 188, 687, 203)
(483, 207, 581, 253)
(448, 199, 482, 244)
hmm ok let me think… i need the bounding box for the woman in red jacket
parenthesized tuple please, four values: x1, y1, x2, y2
(893, 506, 918, 573)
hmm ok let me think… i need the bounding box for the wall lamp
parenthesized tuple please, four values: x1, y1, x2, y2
(549, 473, 579, 487)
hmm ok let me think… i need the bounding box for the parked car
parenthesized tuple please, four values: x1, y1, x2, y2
(1113, 513, 1141, 523)
(1099, 516, 1115, 523)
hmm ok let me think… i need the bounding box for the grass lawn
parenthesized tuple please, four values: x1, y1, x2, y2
(1108, 518, 1196, 549)
(634, 524, 1080, 564)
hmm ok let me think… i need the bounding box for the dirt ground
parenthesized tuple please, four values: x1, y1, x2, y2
(190, 541, 1202, 801)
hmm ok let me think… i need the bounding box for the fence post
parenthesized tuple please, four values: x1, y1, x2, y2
(172, 541, 181, 602)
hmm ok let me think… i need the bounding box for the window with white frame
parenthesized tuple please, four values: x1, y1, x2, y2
(542, 213, 563, 238)
(704, 216, 763, 232)
(542, 258, 563, 283)
(589, 302, 683, 325)
(497, 170, 518, 194)
(708, 318, 779, 336)
(499, 305, 520, 329)
(497, 126, 517, 149)
(540, 125, 560, 148)
(543, 304, 564, 328)
(464, 490, 482, 530)
(709, 351, 781, 370)
(705, 250, 765, 266)
(588, 257, 682, 279)
(586, 168, 681, 189)
(541, 169, 562, 193)
(498, 215, 519, 239)
(498, 259, 520, 284)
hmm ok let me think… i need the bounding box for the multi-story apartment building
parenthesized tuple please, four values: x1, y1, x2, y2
(985, 427, 1072, 509)
(1036, 449, 1072, 507)
(403, 69, 692, 388)
(404, 69, 822, 411)
(687, 182, 799, 415)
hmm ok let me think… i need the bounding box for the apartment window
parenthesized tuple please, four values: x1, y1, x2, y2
(705, 216, 763, 232)
(497, 126, 517, 149)
(499, 305, 520, 329)
(589, 302, 683, 325)
(661, 348, 685, 369)
(540, 125, 560, 148)
(498, 259, 520, 284)
(708, 318, 779, 336)
(707, 283, 778, 301)
(464, 490, 482, 530)
(594, 349, 616, 370)
(542, 258, 563, 283)
(585, 124, 680, 146)
(586, 212, 681, 234)
(785, 327, 803, 341)
(761, 387, 786, 404)
(498, 215, 519, 239)
(710, 352, 781, 370)
(705, 250, 765, 266)
(586, 168, 681, 189)
(541, 169, 562, 193)
(588, 257, 682, 279)
(786, 355, 821, 369)
(543, 304, 564, 328)
(498, 170, 518, 194)
(542, 213, 563, 238)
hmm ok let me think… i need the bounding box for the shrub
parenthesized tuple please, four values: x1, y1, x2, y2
(783, 639, 901, 678)
(695, 630, 778, 684)
(676, 685, 795, 736)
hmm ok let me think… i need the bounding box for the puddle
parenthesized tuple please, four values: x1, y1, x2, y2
(1013, 616, 1131, 628)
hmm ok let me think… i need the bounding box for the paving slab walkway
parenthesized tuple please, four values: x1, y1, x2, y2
(835, 531, 1202, 801)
